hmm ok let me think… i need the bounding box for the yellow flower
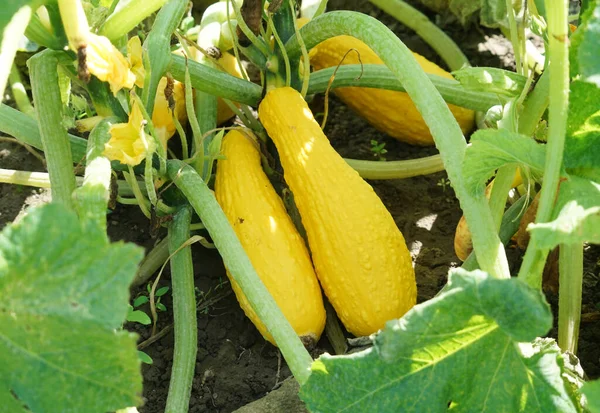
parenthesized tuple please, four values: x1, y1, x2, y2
(103, 100, 155, 166)
(127, 36, 145, 88)
(152, 76, 188, 148)
(86, 33, 136, 95)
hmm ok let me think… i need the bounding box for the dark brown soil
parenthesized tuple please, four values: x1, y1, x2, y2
(0, 0, 598, 412)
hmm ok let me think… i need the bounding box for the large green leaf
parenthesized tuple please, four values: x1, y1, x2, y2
(0, 203, 144, 412)
(581, 380, 600, 413)
(300, 269, 578, 412)
(579, 2, 600, 87)
(451, 67, 527, 97)
(564, 81, 600, 176)
(462, 129, 546, 195)
(528, 175, 600, 249)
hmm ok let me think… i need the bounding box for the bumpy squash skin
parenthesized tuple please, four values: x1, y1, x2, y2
(214, 130, 326, 345)
(308, 35, 476, 146)
(258, 87, 417, 337)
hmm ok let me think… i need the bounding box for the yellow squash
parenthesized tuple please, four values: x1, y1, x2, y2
(214, 129, 326, 345)
(258, 87, 417, 337)
(308, 35, 476, 146)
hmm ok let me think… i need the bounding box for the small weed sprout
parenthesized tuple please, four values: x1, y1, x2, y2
(370, 139, 387, 161)
(437, 177, 451, 193)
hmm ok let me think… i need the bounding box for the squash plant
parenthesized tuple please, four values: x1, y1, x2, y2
(0, 0, 599, 412)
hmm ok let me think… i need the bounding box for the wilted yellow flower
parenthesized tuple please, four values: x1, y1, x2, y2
(103, 100, 155, 166)
(86, 33, 136, 95)
(152, 76, 188, 149)
(127, 36, 145, 88)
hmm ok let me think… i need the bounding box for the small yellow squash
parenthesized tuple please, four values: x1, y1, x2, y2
(258, 87, 417, 337)
(214, 129, 326, 345)
(307, 35, 476, 146)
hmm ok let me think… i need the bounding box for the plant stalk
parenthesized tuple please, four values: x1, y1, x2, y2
(369, 0, 470, 71)
(142, 0, 187, 116)
(286, 11, 510, 278)
(518, 0, 570, 287)
(169, 54, 262, 106)
(0, 5, 33, 103)
(28, 50, 77, 208)
(308, 65, 501, 112)
(167, 160, 313, 384)
(0, 168, 140, 197)
(9, 64, 35, 117)
(99, 0, 169, 41)
(461, 194, 529, 271)
(165, 206, 198, 413)
(558, 243, 583, 354)
(344, 154, 445, 180)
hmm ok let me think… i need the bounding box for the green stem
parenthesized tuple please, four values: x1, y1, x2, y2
(25, 11, 64, 50)
(344, 154, 444, 180)
(142, 0, 187, 116)
(558, 243, 583, 353)
(165, 207, 197, 413)
(132, 237, 170, 288)
(194, 7, 222, 177)
(369, 0, 470, 71)
(228, 0, 270, 56)
(168, 54, 262, 105)
(9, 64, 35, 117)
(487, 164, 518, 230)
(461, 194, 529, 271)
(0, 5, 32, 102)
(72, 118, 114, 230)
(99, 0, 169, 41)
(0, 168, 140, 197)
(504, 0, 523, 75)
(516, 68, 550, 137)
(308, 64, 500, 112)
(28, 50, 76, 208)
(166, 160, 313, 384)
(286, 11, 510, 278)
(519, 0, 570, 287)
(0, 103, 87, 163)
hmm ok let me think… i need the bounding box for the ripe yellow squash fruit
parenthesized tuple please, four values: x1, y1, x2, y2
(214, 129, 326, 345)
(258, 87, 417, 337)
(307, 35, 476, 146)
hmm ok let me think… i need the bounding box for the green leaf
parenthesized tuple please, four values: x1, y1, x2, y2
(300, 269, 577, 412)
(452, 67, 527, 97)
(137, 351, 153, 365)
(127, 309, 152, 325)
(463, 129, 546, 194)
(0, 203, 144, 412)
(570, 0, 597, 78)
(480, 0, 508, 28)
(564, 81, 600, 176)
(448, 0, 482, 25)
(133, 295, 149, 307)
(581, 380, 600, 413)
(155, 286, 170, 297)
(528, 175, 600, 248)
(579, 2, 600, 87)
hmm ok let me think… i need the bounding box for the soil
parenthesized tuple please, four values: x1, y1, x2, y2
(0, 0, 598, 412)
